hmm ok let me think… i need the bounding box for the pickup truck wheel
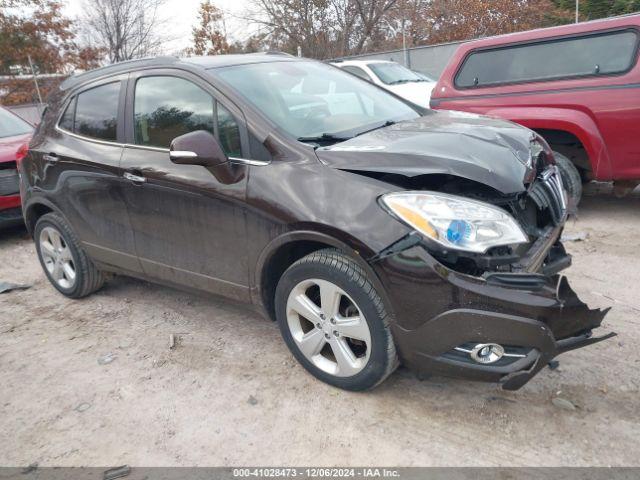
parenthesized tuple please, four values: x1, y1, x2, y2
(275, 249, 398, 391)
(553, 151, 582, 206)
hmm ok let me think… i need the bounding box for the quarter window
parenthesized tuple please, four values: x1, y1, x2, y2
(59, 97, 76, 131)
(455, 29, 639, 88)
(61, 82, 120, 141)
(216, 104, 241, 157)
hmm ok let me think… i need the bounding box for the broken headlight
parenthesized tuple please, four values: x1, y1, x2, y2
(380, 191, 528, 254)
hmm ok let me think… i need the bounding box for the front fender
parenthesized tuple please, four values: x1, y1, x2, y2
(483, 107, 611, 180)
(251, 226, 401, 323)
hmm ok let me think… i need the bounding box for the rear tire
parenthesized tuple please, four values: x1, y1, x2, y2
(553, 151, 582, 206)
(34, 213, 104, 298)
(275, 249, 398, 391)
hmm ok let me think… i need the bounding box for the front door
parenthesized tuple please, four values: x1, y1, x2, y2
(119, 71, 251, 301)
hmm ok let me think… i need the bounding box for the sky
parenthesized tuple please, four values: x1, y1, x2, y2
(62, 0, 256, 54)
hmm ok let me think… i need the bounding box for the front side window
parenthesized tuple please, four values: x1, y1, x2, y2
(456, 29, 639, 88)
(134, 76, 215, 149)
(0, 107, 33, 138)
(213, 60, 419, 140)
(74, 82, 120, 141)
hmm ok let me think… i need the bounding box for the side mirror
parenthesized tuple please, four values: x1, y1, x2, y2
(169, 130, 228, 167)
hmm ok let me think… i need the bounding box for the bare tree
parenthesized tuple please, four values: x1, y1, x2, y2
(244, 0, 572, 59)
(245, 0, 399, 58)
(244, 0, 333, 58)
(83, 0, 168, 63)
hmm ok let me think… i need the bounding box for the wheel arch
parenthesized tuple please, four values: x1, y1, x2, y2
(23, 198, 60, 236)
(484, 107, 611, 180)
(254, 229, 389, 322)
(533, 128, 590, 176)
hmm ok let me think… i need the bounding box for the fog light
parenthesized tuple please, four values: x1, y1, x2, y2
(470, 343, 504, 364)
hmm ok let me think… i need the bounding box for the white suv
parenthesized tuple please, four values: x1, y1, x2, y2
(331, 60, 436, 108)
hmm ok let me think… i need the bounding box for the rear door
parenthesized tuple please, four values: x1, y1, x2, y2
(30, 76, 142, 273)
(119, 69, 250, 301)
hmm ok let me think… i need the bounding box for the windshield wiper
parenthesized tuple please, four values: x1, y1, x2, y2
(297, 133, 352, 144)
(388, 79, 411, 85)
(355, 120, 396, 137)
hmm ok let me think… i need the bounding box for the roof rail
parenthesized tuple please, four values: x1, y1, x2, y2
(60, 56, 180, 90)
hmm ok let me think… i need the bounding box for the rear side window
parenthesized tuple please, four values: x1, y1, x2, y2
(134, 76, 215, 149)
(455, 29, 639, 88)
(73, 82, 120, 141)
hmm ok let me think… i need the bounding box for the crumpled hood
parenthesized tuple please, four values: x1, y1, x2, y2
(315, 110, 537, 194)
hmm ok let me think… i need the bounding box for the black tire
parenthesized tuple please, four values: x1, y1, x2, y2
(275, 248, 398, 391)
(34, 213, 104, 298)
(553, 151, 582, 206)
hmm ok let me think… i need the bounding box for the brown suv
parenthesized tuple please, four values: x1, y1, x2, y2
(20, 55, 613, 391)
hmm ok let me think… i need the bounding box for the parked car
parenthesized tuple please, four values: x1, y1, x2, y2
(20, 55, 613, 391)
(431, 14, 640, 203)
(0, 105, 33, 228)
(331, 59, 436, 108)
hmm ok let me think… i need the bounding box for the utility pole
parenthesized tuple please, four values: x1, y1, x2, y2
(575, 0, 579, 23)
(384, 18, 410, 68)
(401, 18, 409, 69)
(27, 55, 43, 108)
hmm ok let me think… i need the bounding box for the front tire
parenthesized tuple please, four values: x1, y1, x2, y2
(553, 151, 582, 206)
(34, 213, 104, 298)
(275, 249, 398, 391)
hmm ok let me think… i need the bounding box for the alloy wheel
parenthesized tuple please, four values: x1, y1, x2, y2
(39, 226, 77, 289)
(286, 278, 371, 377)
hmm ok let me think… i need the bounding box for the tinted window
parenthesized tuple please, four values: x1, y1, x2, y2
(0, 107, 33, 138)
(74, 82, 120, 141)
(134, 76, 214, 149)
(456, 30, 639, 88)
(59, 97, 76, 131)
(217, 104, 241, 157)
(342, 66, 372, 82)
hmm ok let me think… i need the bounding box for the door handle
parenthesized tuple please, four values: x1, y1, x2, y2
(43, 153, 58, 162)
(123, 172, 146, 183)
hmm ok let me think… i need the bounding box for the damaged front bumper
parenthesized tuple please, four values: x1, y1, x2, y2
(372, 243, 615, 390)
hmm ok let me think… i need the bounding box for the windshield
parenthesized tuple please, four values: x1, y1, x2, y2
(369, 63, 424, 85)
(213, 61, 419, 140)
(0, 108, 32, 138)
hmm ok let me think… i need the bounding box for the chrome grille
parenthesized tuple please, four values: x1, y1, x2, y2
(528, 165, 567, 225)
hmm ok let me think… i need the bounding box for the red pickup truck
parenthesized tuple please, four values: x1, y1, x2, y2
(431, 14, 640, 203)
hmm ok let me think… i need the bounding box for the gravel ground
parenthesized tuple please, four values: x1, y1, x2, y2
(1, 183, 639, 467)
